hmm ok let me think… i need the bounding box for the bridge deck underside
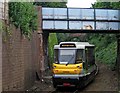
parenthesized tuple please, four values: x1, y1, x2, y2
(43, 29, 120, 33)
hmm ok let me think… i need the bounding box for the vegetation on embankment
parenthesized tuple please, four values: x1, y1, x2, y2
(48, 33, 58, 65)
(9, 2, 38, 39)
(87, 34, 117, 68)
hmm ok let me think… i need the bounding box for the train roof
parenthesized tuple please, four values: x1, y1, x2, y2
(54, 42, 95, 49)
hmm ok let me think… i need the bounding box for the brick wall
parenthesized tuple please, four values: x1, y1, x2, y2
(36, 6, 49, 77)
(2, 24, 41, 91)
(0, 9, 3, 93)
(1, 5, 46, 92)
(0, 21, 2, 93)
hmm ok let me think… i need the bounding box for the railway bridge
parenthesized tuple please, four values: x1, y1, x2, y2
(37, 6, 120, 77)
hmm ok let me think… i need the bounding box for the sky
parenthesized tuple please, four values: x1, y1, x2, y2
(66, 0, 96, 8)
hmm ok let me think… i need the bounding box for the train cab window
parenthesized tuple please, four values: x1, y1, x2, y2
(86, 47, 95, 67)
(76, 49, 84, 64)
(58, 49, 76, 64)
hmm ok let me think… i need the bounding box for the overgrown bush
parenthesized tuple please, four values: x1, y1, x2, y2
(88, 34, 117, 68)
(48, 33, 58, 67)
(9, 2, 38, 39)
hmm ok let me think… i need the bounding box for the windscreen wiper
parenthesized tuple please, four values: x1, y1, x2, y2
(66, 55, 74, 66)
(66, 62, 69, 66)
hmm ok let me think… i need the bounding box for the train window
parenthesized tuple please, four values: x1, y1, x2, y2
(58, 49, 76, 64)
(76, 49, 84, 64)
(86, 47, 95, 67)
(54, 49, 59, 64)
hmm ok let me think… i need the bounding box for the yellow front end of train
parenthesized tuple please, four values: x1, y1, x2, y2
(52, 63, 85, 88)
(53, 63, 83, 74)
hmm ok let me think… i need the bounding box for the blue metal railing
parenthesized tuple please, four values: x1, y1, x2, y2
(42, 7, 120, 33)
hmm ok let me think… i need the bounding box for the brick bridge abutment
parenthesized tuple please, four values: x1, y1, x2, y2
(37, 6, 50, 79)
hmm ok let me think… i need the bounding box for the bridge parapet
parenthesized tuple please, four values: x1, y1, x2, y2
(42, 7, 120, 33)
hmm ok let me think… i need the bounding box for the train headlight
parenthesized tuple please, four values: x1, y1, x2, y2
(53, 66, 56, 69)
(77, 66, 82, 69)
(55, 61, 58, 64)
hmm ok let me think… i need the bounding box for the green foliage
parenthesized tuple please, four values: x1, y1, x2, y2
(110, 2, 120, 9)
(8, 2, 38, 39)
(99, 42, 117, 66)
(33, 2, 67, 8)
(66, 37, 81, 42)
(48, 33, 58, 64)
(88, 34, 117, 68)
(92, 2, 120, 9)
(65, 34, 88, 42)
(56, 33, 69, 43)
(92, 2, 112, 8)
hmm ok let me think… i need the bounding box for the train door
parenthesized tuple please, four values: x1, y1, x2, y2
(54, 49, 58, 64)
(76, 49, 84, 64)
(84, 47, 95, 72)
(84, 48, 88, 72)
(86, 47, 95, 68)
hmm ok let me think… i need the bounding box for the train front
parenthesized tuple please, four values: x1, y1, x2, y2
(52, 42, 85, 88)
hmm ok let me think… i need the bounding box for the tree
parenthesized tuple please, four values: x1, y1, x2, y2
(92, 2, 112, 9)
(33, 2, 67, 8)
(92, 2, 120, 9)
(110, 2, 120, 9)
(9, 2, 38, 38)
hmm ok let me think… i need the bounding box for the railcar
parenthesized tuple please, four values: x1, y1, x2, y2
(52, 42, 98, 88)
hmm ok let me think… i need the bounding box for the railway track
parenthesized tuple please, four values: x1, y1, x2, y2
(49, 87, 79, 93)
(29, 61, 117, 92)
